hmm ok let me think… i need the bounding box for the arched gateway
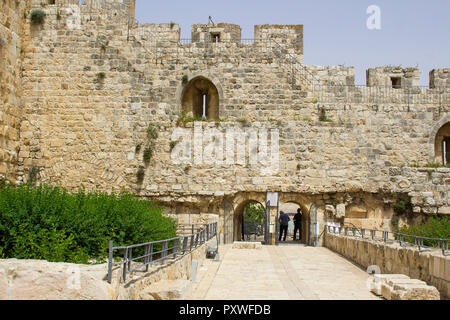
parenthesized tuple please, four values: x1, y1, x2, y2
(222, 192, 324, 247)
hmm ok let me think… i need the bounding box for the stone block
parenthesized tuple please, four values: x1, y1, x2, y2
(390, 283, 440, 300)
(232, 242, 263, 250)
(382, 278, 439, 300)
(369, 274, 410, 296)
(336, 204, 345, 218)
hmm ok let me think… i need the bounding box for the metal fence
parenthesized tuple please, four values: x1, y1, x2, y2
(326, 225, 449, 256)
(307, 85, 450, 106)
(107, 222, 218, 283)
(243, 220, 264, 241)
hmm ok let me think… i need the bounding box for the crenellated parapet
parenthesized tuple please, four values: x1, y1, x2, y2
(366, 66, 420, 88)
(30, 0, 135, 24)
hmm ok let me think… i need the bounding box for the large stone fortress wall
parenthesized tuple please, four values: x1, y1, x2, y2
(0, 0, 28, 182)
(2, 1, 450, 239)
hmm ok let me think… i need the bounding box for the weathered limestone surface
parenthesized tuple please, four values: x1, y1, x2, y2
(378, 277, 440, 300)
(0, 259, 114, 300)
(430, 68, 450, 88)
(369, 274, 410, 296)
(366, 66, 420, 88)
(0, 238, 214, 300)
(0, 0, 28, 181)
(325, 232, 450, 299)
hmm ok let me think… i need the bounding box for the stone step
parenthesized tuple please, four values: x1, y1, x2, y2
(232, 241, 263, 250)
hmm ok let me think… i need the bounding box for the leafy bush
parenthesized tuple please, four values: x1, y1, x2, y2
(30, 9, 46, 25)
(245, 202, 265, 223)
(398, 216, 450, 246)
(394, 199, 411, 215)
(0, 184, 176, 264)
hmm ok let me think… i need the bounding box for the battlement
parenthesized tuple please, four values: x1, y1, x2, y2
(31, 0, 136, 23)
(366, 67, 420, 88)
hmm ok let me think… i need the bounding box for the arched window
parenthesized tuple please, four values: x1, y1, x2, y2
(181, 77, 219, 120)
(434, 122, 450, 166)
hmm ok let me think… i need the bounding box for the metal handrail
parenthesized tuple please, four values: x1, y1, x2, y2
(107, 222, 218, 283)
(326, 225, 449, 256)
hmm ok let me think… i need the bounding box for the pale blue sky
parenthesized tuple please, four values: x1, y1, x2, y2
(135, 0, 449, 86)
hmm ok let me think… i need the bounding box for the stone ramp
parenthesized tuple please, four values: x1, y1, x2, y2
(187, 245, 381, 300)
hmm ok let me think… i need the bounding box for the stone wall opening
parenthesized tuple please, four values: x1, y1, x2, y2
(211, 33, 221, 43)
(234, 200, 265, 242)
(279, 201, 310, 243)
(434, 122, 450, 165)
(181, 77, 219, 120)
(391, 77, 401, 89)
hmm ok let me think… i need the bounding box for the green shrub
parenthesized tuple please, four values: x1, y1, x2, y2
(30, 9, 46, 25)
(394, 199, 410, 215)
(399, 216, 450, 246)
(244, 202, 265, 223)
(0, 184, 176, 264)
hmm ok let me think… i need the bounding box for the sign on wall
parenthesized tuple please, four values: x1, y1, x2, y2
(266, 192, 278, 207)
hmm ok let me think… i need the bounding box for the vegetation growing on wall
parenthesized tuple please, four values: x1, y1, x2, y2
(319, 107, 333, 122)
(0, 184, 176, 263)
(30, 9, 46, 25)
(134, 123, 159, 183)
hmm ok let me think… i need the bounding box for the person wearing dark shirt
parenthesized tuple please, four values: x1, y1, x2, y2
(293, 208, 303, 241)
(278, 211, 290, 242)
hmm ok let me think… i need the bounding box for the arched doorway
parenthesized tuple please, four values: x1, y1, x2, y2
(233, 200, 266, 242)
(181, 76, 219, 120)
(278, 201, 311, 244)
(434, 122, 450, 166)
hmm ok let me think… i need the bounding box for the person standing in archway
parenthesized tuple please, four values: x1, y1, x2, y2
(293, 208, 303, 241)
(278, 211, 290, 242)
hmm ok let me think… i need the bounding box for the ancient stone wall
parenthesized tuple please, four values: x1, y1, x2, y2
(0, 0, 27, 182)
(0, 2, 448, 239)
(254, 24, 303, 61)
(305, 65, 355, 86)
(324, 232, 450, 299)
(430, 68, 450, 89)
(366, 66, 420, 88)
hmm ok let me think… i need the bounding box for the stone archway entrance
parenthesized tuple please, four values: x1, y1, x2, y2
(223, 192, 322, 246)
(234, 200, 266, 242)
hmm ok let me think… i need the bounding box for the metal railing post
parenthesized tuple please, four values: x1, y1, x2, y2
(123, 248, 128, 282)
(173, 238, 179, 258)
(107, 240, 113, 284)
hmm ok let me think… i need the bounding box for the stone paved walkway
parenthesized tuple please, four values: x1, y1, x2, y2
(187, 243, 381, 300)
